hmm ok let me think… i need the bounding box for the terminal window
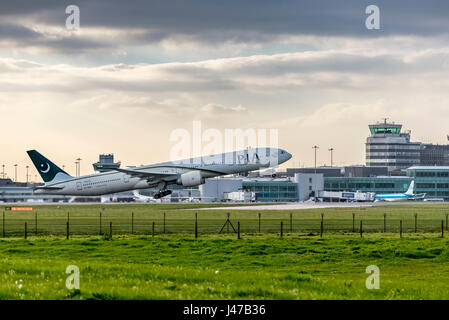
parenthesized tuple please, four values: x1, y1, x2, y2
(416, 183, 435, 189)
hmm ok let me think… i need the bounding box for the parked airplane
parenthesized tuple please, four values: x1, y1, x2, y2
(28, 148, 291, 199)
(132, 190, 206, 203)
(374, 181, 426, 201)
(132, 190, 157, 203)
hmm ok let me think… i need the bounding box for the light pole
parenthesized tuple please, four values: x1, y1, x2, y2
(328, 148, 334, 167)
(26, 165, 29, 183)
(312, 146, 319, 202)
(1, 164, 4, 179)
(312, 146, 319, 173)
(76, 158, 82, 177)
(14, 164, 18, 182)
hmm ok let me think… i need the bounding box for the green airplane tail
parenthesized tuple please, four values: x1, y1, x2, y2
(27, 150, 72, 183)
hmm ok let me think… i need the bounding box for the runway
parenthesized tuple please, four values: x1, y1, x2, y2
(205, 201, 449, 210)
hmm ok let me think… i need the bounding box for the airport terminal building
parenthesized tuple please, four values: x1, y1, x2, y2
(324, 166, 449, 200)
(366, 119, 449, 172)
(199, 174, 324, 203)
(366, 120, 421, 171)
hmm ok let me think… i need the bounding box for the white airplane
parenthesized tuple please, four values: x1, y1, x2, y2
(374, 181, 426, 202)
(28, 148, 291, 199)
(132, 190, 158, 203)
(132, 190, 204, 203)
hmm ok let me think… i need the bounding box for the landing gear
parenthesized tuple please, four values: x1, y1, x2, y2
(154, 189, 172, 199)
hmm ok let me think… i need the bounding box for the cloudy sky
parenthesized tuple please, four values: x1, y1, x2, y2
(1, 0, 449, 181)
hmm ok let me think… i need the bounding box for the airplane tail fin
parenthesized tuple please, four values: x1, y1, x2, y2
(27, 150, 72, 183)
(132, 190, 140, 197)
(405, 180, 415, 195)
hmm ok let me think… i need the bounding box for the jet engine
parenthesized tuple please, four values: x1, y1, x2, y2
(177, 171, 205, 187)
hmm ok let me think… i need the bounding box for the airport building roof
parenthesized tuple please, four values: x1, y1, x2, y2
(407, 166, 449, 170)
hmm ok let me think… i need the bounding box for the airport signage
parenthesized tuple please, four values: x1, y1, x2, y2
(342, 192, 355, 199)
(5, 207, 34, 211)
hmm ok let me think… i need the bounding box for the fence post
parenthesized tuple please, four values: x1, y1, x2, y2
(446, 214, 448, 232)
(400, 220, 402, 238)
(2, 211, 4, 237)
(109, 222, 112, 239)
(320, 220, 323, 238)
(290, 213, 293, 233)
(383, 213, 386, 233)
(35, 211, 38, 236)
(152, 222, 155, 237)
(352, 213, 355, 233)
(258, 213, 261, 233)
(67, 212, 70, 223)
(131, 212, 134, 234)
(321, 213, 324, 236)
(99, 212, 102, 235)
(195, 212, 198, 239)
(280, 221, 283, 238)
(66, 221, 70, 240)
(24, 222, 27, 239)
(414, 213, 417, 233)
(360, 220, 363, 238)
(238, 221, 241, 239)
(163, 212, 166, 234)
(442, 220, 444, 238)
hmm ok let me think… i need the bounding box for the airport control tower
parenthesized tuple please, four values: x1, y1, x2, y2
(366, 119, 421, 171)
(92, 154, 121, 172)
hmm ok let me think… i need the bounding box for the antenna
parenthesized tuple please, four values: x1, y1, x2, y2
(382, 117, 389, 124)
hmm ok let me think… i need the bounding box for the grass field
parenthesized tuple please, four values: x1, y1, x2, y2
(1, 203, 449, 300)
(2, 234, 449, 299)
(1, 203, 449, 236)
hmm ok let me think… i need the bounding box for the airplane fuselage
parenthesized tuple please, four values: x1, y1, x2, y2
(374, 194, 414, 202)
(34, 149, 291, 196)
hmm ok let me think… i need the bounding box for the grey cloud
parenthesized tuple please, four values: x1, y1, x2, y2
(161, 51, 449, 79)
(1, 49, 448, 95)
(200, 103, 247, 115)
(0, 0, 448, 54)
(0, 23, 42, 41)
(37, 0, 449, 37)
(0, 23, 114, 53)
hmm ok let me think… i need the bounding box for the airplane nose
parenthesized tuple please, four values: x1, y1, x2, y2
(278, 150, 292, 163)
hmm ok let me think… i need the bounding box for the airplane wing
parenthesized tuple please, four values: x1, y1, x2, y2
(111, 168, 177, 181)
